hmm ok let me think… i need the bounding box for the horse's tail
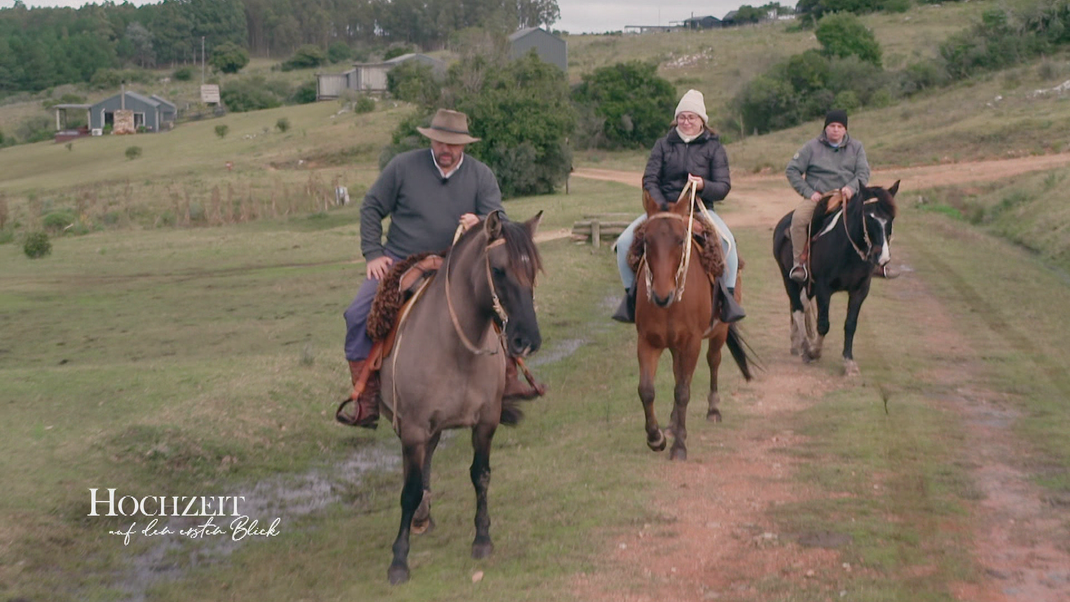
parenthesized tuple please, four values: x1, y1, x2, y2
(726, 323, 761, 381)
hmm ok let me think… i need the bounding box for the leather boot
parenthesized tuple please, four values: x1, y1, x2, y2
(717, 281, 746, 323)
(502, 357, 547, 400)
(611, 285, 636, 323)
(347, 360, 380, 429)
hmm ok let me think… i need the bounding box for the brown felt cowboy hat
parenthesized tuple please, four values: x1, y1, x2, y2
(417, 109, 481, 145)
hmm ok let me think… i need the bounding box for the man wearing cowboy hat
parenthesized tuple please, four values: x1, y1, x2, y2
(340, 108, 542, 429)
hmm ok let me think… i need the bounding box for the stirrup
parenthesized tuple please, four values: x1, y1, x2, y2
(789, 264, 808, 283)
(335, 396, 379, 429)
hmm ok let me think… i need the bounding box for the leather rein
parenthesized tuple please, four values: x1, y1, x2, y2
(444, 225, 510, 355)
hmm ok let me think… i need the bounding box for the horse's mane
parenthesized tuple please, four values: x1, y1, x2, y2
(450, 215, 543, 287)
(627, 216, 725, 278)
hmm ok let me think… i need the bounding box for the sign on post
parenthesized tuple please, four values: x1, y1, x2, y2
(200, 85, 220, 104)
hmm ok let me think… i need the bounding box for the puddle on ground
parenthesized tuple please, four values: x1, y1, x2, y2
(116, 443, 400, 602)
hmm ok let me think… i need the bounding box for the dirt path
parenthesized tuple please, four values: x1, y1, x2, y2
(571, 155, 1070, 601)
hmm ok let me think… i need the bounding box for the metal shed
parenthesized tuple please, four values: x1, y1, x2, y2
(508, 27, 567, 72)
(317, 53, 447, 99)
(89, 91, 176, 133)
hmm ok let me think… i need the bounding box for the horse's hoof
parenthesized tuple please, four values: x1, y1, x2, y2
(670, 447, 687, 461)
(387, 562, 410, 585)
(472, 539, 494, 559)
(411, 516, 434, 535)
(647, 429, 667, 452)
(844, 360, 861, 377)
(706, 409, 722, 423)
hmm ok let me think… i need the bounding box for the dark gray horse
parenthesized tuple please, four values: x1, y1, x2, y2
(773, 182, 899, 375)
(379, 210, 543, 584)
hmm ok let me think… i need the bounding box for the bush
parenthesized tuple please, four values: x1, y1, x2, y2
(815, 13, 882, 66)
(23, 231, 51, 259)
(328, 41, 353, 64)
(173, 66, 194, 81)
(291, 80, 318, 104)
(215, 125, 229, 138)
(387, 61, 441, 106)
(89, 68, 154, 90)
(42, 210, 76, 233)
(220, 76, 285, 112)
(571, 61, 677, 149)
(354, 95, 376, 113)
(275, 118, 290, 133)
(387, 53, 576, 198)
(281, 45, 328, 71)
(209, 42, 250, 74)
(125, 146, 142, 160)
(384, 45, 412, 60)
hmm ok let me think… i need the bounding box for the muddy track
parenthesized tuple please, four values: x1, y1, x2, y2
(571, 154, 1070, 601)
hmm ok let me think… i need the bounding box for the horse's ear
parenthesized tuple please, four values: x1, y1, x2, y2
(670, 195, 691, 217)
(524, 210, 543, 238)
(484, 210, 503, 240)
(642, 189, 660, 217)
(888, 180, 900, 196)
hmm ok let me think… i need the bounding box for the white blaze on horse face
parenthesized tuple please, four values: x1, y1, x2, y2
(876, 217, 891, 266)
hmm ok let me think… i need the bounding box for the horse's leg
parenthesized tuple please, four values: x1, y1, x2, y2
(638, 340, 666, 452)
(412, 430, 440, 535)
(805, 288, 831, 362)
(668, 340, 701, 461)
(706, 330, 726, 422)
(789, 286, 807, 356)
(470, 421, 497, 559)
(388, 439, 426, 585)
(842, 283, 870, 377)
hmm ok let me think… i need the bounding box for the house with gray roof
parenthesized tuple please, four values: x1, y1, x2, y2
(508, 27, 567, 72)
(89, 91, 176, 133)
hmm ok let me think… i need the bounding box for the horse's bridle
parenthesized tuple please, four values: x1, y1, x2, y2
(444, 227, 510, 356)
(642, 182, 700, 304)
(841, 197, 883, 261)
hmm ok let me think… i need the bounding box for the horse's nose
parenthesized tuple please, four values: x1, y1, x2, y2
(510, 333, 540, 357)
(652, 292, 674, 307)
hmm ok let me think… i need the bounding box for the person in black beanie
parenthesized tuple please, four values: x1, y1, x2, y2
(785, 109, 893, 282)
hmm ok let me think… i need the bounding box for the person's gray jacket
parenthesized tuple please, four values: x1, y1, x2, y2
(360, 149, 503, 261)
(786, 133, 870, 199)
(643, 127, 731, 210)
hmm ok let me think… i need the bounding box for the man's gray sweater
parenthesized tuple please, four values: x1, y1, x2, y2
(360, 149, 503, 261)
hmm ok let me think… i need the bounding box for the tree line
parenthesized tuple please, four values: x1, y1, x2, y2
(0, 0, 559, 95)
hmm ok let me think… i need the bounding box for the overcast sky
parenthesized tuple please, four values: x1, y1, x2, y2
(3, 0, 750, 34)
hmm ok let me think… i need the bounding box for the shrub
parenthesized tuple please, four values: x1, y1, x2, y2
(815, 13, 882, 66)
(386, 53, 576, 198)
(275, 118, 291, 133)
(291, 80, 318, 104)
(215, 125, 229, 138)
(220, 76, 285, 112)
(42, 210, 76, 233)
(173, 66, 194, 81)
(571, 61, 677, 149)
(354, 95, 376, 113)
(125, 146, 142, 160)
(281, 45, 328, 71)
(383, 45, 412, 60)
(23, 231, 51, 258)
(328, 41, 352, 64)
(209, 42, 250, 74)
(387, 61, 441, 106)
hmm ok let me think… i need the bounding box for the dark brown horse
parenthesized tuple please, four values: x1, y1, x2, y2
(634, 190, 753, 461)
(378, 210, 543, 584)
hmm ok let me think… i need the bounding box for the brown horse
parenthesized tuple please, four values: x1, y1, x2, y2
(378, 210, 543, 584)
(634, 190, 753, 461)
